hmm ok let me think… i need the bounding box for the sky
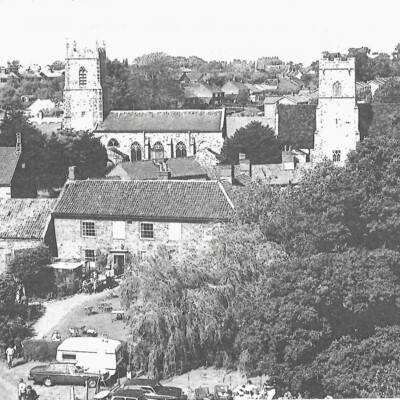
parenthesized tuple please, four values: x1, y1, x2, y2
(0, 0, 398, 67)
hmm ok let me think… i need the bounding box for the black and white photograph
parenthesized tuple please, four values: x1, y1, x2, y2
(0, 0, 399, 399)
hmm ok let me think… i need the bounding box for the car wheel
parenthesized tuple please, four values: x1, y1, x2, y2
(87, 378, 97, 388)
(44, 377, 53, 387)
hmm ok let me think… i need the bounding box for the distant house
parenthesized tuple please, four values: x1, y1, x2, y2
(52, 179, 234, 273)
(356, 81, 371, 102)
(0, 69, 19, 85)
(27, 99, 63, 136)
(184, 83, 224, 107)
(221, 81, 249, 104)
(40, 69, 64, 80)
(0, 198, 57, 273)
(106, 158, 208, 180)
(179, 71, 206, 85)
(244, 83, 263, 103)
(368, 77, 390, 97)
(278, 76, 304, 93)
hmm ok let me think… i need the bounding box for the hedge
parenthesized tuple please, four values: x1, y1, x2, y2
(22, 339, 59, 362)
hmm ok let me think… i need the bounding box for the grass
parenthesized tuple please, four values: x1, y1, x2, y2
(50, 290, 128, 342)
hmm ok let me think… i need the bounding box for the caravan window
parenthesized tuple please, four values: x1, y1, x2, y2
(62, 353, 77, 360)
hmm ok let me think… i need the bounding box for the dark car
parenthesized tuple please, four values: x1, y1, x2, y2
(123, 379, 186, 400)
(111, 388, 148, 400)
(28, 362, 109, 388)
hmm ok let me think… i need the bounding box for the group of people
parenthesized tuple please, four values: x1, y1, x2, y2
(18, 378, 38, 400)
(5, 337, 24, 369)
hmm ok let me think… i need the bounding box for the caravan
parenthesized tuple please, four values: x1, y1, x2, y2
(56, 337, 123, 375)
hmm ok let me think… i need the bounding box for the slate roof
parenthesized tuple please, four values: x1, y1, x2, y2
(95, 109, 225, 133)
(53, 180, 234, 221)
(0, 148, 20, 186)
(277, 104, 316, 148)
(0, 199, 56, 239)
(107, 158, 208, 180)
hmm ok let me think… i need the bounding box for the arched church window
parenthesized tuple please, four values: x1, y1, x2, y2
(79, 67, 87, 86)
(107, 138, 119, 147)
(131, 142, 142, 162)
(332, 81, 342, 97)
(332, 150, 341, 162)
(152, 142, 164, 162)
(175, 142, 187, 158)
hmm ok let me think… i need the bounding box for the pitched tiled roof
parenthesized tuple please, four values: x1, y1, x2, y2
(251, 163, 313, 185)
(0, 148, 20, 185)
(53, 180, 234, 221)
(95, 109, 225, 133)
(358, 103, 400, 139)
(107, 158, 208, 180)
(277, 104, 316, 148)
(0, 199, 56, 239)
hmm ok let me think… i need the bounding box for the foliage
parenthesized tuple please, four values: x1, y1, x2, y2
(22, 339, 59, 361)
(220, 121, 283, 165)
(7, 244, 54, 297)
(373, 79, 400, 104)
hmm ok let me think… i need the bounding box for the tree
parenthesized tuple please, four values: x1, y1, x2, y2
(220, 121, 283, 165)
(7, 245, 53, 297)
(373, 79, 400, 104)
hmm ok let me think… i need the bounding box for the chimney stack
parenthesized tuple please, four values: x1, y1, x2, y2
(158, 162, 171, 180)
(15, 132, 21, 155)
(68, 166, 76, 181)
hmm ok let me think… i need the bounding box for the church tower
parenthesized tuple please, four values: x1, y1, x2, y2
(313, 57, 360, 164)
(63, 40, 109, 132)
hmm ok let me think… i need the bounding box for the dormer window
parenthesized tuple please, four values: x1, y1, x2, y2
(332, 81, 342, 97)
(79, 67, 87, 86)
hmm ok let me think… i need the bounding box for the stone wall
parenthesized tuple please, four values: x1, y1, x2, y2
(0, 239, 42, 274)
(54, 218, 216, 261)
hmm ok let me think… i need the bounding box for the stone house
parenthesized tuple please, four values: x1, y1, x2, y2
(0, 198, 57, 274)
(52, 179, 234, 273)
(221, 81, 249, 104)
(184, 83, 225, 107)
(93, 108, 226, 167)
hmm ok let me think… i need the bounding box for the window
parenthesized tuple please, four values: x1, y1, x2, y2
(81, 111, 86, 117)
(131, 142, 142, 162)
(62, 353, 77, 361)
(113, 221, 126, 239)
(151, 142, 164, 161)
(140, 222, 154, 239)
(107, 138, 119, 147)
(85, 249, 95, 262)
(203, 226, 213, 241)
(140, 251, 147, 261)
(82, 221, 95, 237)
(332, 150, 341, 162)
(79, 66, 87, 86)
(175, 142, 187, 158)
(169, 223, 182, 241)
(332, 81, 342, 97)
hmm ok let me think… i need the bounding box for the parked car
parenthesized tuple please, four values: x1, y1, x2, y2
(28, 362, 109, 387)
(123, 379, 187, 400)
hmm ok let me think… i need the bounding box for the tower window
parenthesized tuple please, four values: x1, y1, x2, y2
(332, 150, 341, 162)
(131, 142, 142, 162)
(79, 67, 87, 86)
(175, 142, 187, 158)
(107, 138, 119, 147)
(332, 81, 342, 97)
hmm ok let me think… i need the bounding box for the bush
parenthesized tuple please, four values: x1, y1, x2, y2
(22, 340, 58, 362)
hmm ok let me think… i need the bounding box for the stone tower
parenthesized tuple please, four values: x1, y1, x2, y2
(313, 57, 360, 164)
(63, 40, 109, 131)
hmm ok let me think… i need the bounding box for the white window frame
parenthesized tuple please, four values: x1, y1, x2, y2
(84, 249, 96, 262)
(168, 223, 182, 241)
(112, 221, 126, 240)
(140, 222, 154, 240)
(82, 221, 96, 237)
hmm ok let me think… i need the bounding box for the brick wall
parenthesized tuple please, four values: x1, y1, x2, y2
(54, 218, 216, 262)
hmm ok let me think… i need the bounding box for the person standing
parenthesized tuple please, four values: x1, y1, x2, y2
(5, 344, 14, 369)
(18, 378, 26, 400)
